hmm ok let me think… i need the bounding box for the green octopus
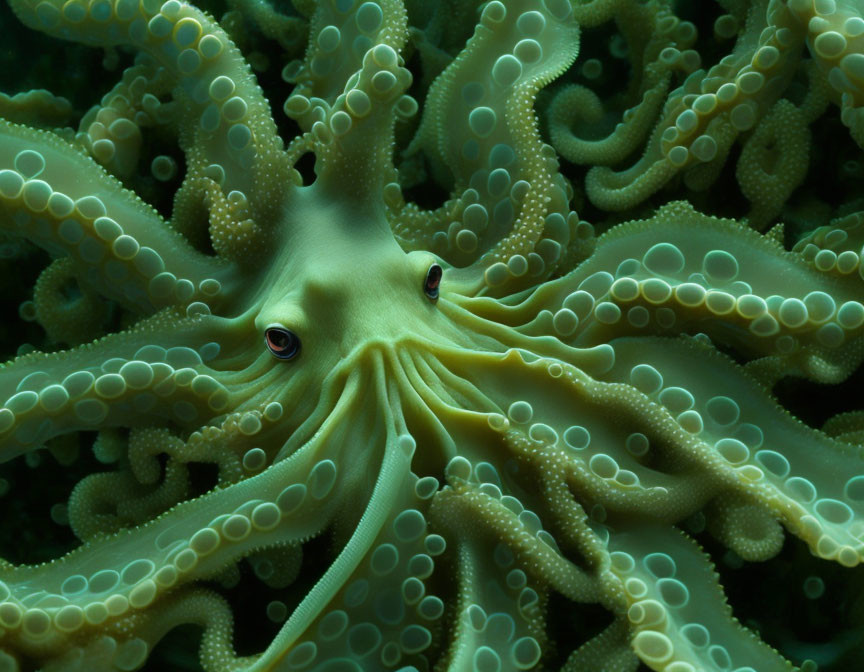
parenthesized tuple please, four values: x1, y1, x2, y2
(1, 0, 864, 670)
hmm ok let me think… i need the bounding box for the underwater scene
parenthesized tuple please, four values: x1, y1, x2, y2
(1, 0, 864, 670)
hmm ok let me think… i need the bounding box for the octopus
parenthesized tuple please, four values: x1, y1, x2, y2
(1, 0, 864, 670)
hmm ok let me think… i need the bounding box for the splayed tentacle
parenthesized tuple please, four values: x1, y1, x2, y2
(450, 201, 864, 382)
(607, 525, 794, 672)
(293, 0, 414, 203)
(7, 0, 294, 261)
(0, 120, 234, 312)
(602, 336, 864, 568)
(0, 444, 343, 668)
(0, 358, 379, 671)
(399, 0, 587, 294)
(423, 518, 547, 672)
(255, 349, 420, 670)
(3, 0, 864, 669)
(0, 312, 249, 461)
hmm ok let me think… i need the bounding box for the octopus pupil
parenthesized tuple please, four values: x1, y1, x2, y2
(265, 328, 300, 359)
(425, 264, 442, 300)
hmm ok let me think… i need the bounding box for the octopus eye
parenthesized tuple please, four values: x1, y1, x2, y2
(424, 264, 442, 301)
(265, 327, 301, 360)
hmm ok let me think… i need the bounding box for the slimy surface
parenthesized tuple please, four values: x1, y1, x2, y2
(0, 1, 864, 671)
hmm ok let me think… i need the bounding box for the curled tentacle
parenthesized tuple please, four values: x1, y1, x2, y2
(76, 54, 176, 180)
(33, 257, 109, 346)
(706, 493, 785, 562)
(0, 438, 343, 668)
(68, 393, 294, 541)
(736, 98, 810, 230)
(0, 360, 379, 670)
(548, 1, 695, 168)
(399, 0, 586, 294)
(2, 0, 863, 669)
(8, 0, 295, 262)
(585, 0, 805, 211)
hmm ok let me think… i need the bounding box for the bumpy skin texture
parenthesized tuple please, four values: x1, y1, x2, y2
(1, 0, 864, 671)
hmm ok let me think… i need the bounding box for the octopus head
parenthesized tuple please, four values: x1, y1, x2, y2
(255, 187, 457, 369)
(244, 186, 476, 475)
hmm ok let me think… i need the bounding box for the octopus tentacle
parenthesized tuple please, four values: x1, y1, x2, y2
(450, 201, 864, 381)
(75, 54, 176, 180)
(9, 0, 296, 262)
(271, 346, 375, 462)
(783, 0, 864, 148)
(389, 348, 459, 468)
(69, 438, 188, 541)
(0, 120, 235, 313)
(438, 299, 617, 377)
(427, 343, 721, 523)
(416, 349, 498, 410)
(0, 415, 350, 670)
(603, 336, 864, 567)
(432, 461, 597, 605)
(284, 0, 409, 131)
(607, 525, 793, 671)
(39, 587, 254, 672)
(2, 0, 864, 668)
(548, 2, 693, 167)
(8, 0, 289, 196)
(427, 532, 547, 672)
(396, 348, 493, 424)
(0, 89, 73, 128)
(283, 0, 414, 208)
(254, 450, 444, 670)
(0, 312, 240, 462)
(399, 0, 585, 293)
(255, 348, 417, 669)
(33, 257, 109, 346)
(226, 0, 307, 53)
(584, 0, 805, 211)
(120, 588, 253, 672)
(67, 392, 295, 542)
(549, 81, 670, 166)
(561, 616, 640, 672)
